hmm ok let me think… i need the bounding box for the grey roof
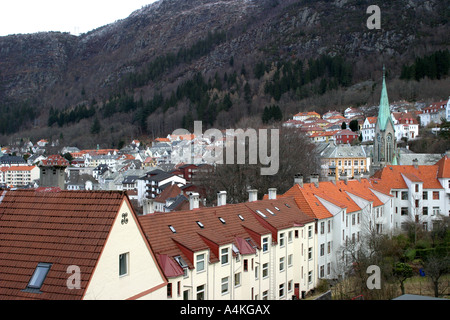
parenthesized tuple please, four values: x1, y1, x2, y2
(392, 294, 448, 301)
(166, 194, 188, 211)
(319, 143, 370, 159)
(397, 152, 444, 166)
(0, 155, 26, 164)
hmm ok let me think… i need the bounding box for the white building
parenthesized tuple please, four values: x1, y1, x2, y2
(418, 100, 448, 127)
(361, 117, 377, 142)
(139, 190, 318, 300)
(371, 156, 450, 231)
(392, 112, 419, 142)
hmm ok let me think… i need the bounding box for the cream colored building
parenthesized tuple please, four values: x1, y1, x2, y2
(4, 165, 39, 187)
(0, 190, 167, 300)
(139, 191, 318, 300)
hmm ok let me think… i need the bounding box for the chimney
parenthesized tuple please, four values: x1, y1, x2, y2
(248, 189, 258, 202)
(217, 191, 227, 206)
(294, 174, 303, 187)
(189, 192, 200, 210)
(268, 188, 277, 200)
(143, 199, 154, 215)
(412, 158, 418, 169)
(309, 174, 319, 187)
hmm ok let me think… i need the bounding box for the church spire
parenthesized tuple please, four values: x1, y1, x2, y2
(377, 65, 393, 131)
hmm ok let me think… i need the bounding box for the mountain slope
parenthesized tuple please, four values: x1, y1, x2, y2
(0, 0, 449, 147)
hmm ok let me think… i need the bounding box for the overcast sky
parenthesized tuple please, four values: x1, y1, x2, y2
(0, 0, 158, 36)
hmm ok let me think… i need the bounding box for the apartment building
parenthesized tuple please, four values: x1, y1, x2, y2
(2, 165, 39, 187)
(138, 190, 318, 300)
(371, 155, 450, 231)
(282, 175, 393, 280)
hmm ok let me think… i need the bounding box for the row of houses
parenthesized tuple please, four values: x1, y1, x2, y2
(1, 154, 448, 300)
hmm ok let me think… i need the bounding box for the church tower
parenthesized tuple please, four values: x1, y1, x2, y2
(373, 67, 397, 169)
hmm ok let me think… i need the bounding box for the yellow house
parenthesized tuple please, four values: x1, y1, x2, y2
(0, 189, 167, 300)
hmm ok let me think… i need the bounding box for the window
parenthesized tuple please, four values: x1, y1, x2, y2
(328, 220, 331, 233)
(320, 244, 324, 256)
(433, 191, 440, 200)
(169, 225, 176, 233)
(219, 217, 226, 224)
(432, 207, 439, 215)
(262, 263, 269, 278)
(308, 247, 312, 260)
(279, 283, 285, 299)
(415, 184, 419, 193)
(279, 233, 285, 247)
(352, 214, 355, 225)
(175, 256, 188, 277)
(288, 280, 293, 292)
(196, 253, 205, 272)
(327, 241, 331, 254)
(221, 277, 229, 294)
(234, 272, 241, 287)
(401, 191, 408, 200)
(308, 225, 312, 238)
(256, 210, 266, 218)
(262, 290, 268, 300)
(244, 259, 248, 272)
(167, 283, 172, 298)
(320, 265, 325, 278)
(27, 263, 52, 290)
(295, 230, 299, 238)
(401, 207, 408, 216)
(288, 231, 293, 242)
(196, 221, 204, 228)
(308, 271, 313, 284)
(197, 285, 205, 300)
(266, 208, 275, 215)
(279, 257, 285, 272)
(415, 200, 419, 208)
(238, 214, 244, 221)
(255, 265, 259, 280)
(262, 237, 269, 252)
(320, 222, 325, 234)
(221, 248, 229, 265)
(288, 254, 293, 267)
(119, 253, 129, 276)
(423, 191, 428, 200)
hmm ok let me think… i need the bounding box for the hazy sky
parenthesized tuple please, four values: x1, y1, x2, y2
(0, 0, 158, 36)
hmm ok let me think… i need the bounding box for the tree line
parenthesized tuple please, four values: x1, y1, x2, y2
(48, 104, 96, 127)
(400, 49, 450, 81)
(262, 54, 353, 101)
(122, 31, 227, 89)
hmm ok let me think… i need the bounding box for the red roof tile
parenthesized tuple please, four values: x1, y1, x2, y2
(0, 190, 127, 300)
(138, 197, 314, 278)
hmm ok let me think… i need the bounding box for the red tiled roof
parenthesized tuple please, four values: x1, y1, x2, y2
(154, 183, 183, 203)
(0, 190, 127, 300)
(138, 197, 313, 278)
(371, 164, 443, 193)
(436, 155, 450, 178)
(3, 166, 36, 172)
(39, 155, 69, 167)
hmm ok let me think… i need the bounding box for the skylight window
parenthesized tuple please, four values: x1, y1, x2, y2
(219, 217, 226, 224)
(266, 208, 275, 215)
(169, 225, 176, 233)
(285, 203, 291, 208)
(27, 263, 52, 290)
(256, 210, 267, 218)
(245, 238, 257, 249)
(238, 214, 245, 221)
(274, 206, 280, 211)
(174, 256, 188, 269)
(196, 221, 204, 228)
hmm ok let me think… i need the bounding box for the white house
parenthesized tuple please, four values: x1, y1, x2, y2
(392, 112, 419, 141)
(361, 117, 377, 142)
(418, 100, 448, 127)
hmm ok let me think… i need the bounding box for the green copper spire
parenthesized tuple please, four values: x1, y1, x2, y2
(377, 66, 393, 131)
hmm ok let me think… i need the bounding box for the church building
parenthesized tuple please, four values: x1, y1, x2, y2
(373, 68, 397, 170)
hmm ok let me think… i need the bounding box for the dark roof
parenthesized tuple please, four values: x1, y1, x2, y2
(0, 155, 26, 164)
(392, 294, 448, 301)
(0, 189, 127, 300)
